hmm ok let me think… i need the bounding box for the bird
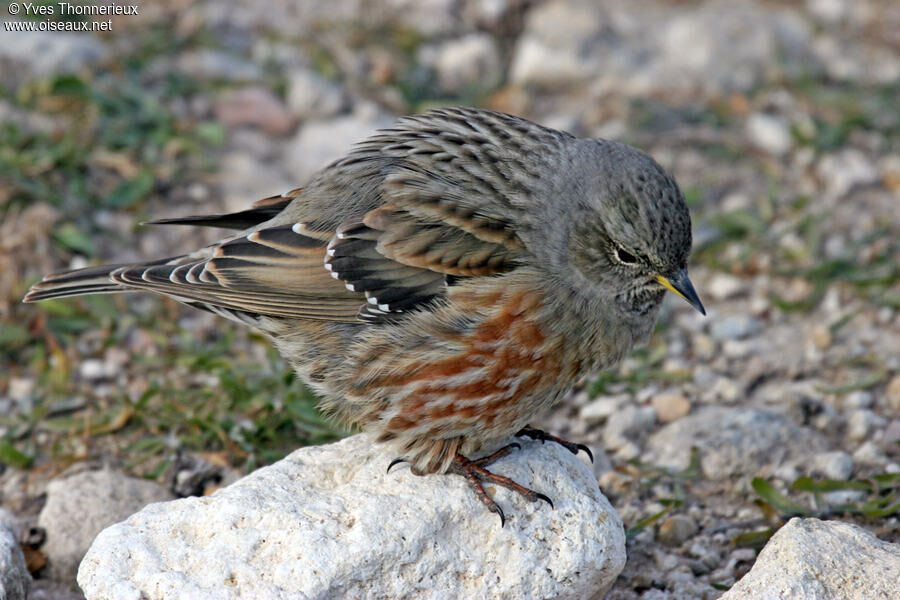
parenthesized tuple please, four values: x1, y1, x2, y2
(25, 106, 705, 525)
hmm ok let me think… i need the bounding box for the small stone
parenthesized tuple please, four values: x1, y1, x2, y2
(852, 440, 885, 465)
(810, 326, 832, 351)
(78, 359, 115, 381)
(746, 113, 792, 156)
(651, 393, 691, 423)
(286, 69, 346, 121)
(710, 315, 762, 341)
(657, 515, 699, 546)
(603, 405, 656, 450)
(692, 334, 717, 360)
(821, 489, 866, 507)
(579, 395, 627, 424)
(810, 451, 854, 480)
(645, 407, 828, 480)
(885, 375, 900, 413)
(883, 420, 900, 446)
(425, 33, 502, 93)
(708, 377, 741, 403)
(706, 273, 745, 301)
(843, 391, 874, 410)
(38, 469, 174, 581)
(214, 87, 295, 136)
(816, 149, 879, 199)
(285, 107, 393, 182)
(847, 409, 886, 442)
(7, 378, 33, 403)
(0, 515, 31, 600)
(723, 339, 758, 359)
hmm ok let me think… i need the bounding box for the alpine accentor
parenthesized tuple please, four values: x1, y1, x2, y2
(25, 107, 705, 524)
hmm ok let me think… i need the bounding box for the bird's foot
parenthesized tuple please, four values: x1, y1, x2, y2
(515, 425, 594, 463)
(449, 447, 553, 527)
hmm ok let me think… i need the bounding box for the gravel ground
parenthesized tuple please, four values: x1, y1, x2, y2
(1, 0, 898, 598)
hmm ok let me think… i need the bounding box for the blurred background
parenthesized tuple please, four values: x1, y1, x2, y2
(1, 0, 898, 597)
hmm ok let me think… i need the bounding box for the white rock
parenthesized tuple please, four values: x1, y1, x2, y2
(509, 0, 603, 86)
(710, 315, 762, 341)
(603, 405, 657, 450)
(852, 440, 886, 465)
(843, 390, 874, 410)
(38, 469, 174, 581)
(706, 273, 745, 301)
(721, 518, 900, 600)
(746, 113, 792, 156)
(847, 409, 887, 442)
(285, 107, 394, 182)
(219, 150, 295, 214)
(78, 433, 626, 600)
(286, 68, 346, 121)
(78, 358, 116, 381)
(817, 149, 879, 199)
(809, 451, 854, 480)
(7, 378, 34, 403)
(426, 33, 502, 93)
(0, 515, 31, 600)
(579, 394, 629, 424)
(645, 407, 829, 480)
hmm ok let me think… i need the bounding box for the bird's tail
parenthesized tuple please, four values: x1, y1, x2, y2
(23, 259, 168, 303)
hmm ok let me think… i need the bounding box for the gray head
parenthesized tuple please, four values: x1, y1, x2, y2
(556, 139, 705, 316)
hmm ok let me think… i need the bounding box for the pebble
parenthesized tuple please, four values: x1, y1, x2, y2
(579, 394, 628, 424)
(746, 113, 792, 155)
(286, 68, 346, 121)
(658, 515, 699, 546)
(710, 315, 762, 341)
(847, 409, 887, 442)
(816, 148, 879, 199)
(7, 378, 34, 403)
(886, 375, 900, 413)
(214, 87, 295, 136)
(651, 393, 692, 423)
(852, 440, 886, 465)
(811, 325, 832, 350)
(78, 359, 116, 381)
(810, 451, 854, 480)
(603, 405, 656, 450)
(706, 273, 746, 301)
(843, 391, 874, 410)
(424, 33, 502, 93)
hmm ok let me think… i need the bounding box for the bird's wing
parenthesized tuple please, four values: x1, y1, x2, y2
(28, 108, 545, 323)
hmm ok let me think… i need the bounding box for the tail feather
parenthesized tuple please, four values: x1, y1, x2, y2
(23, 258, 171, 303)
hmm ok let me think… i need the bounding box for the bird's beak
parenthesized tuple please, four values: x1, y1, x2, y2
(655, 270, 706, 315)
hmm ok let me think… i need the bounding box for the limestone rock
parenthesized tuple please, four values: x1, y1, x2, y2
(645, 407, 829, 479)
(721, 518, 900, 599)
(0, 511, 31, 600)
(78, 433, 626, 600)
(38, 469, 174, 581)
(285, 107, 394, 182)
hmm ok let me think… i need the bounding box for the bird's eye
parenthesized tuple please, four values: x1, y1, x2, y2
(614, 247, 638, 265)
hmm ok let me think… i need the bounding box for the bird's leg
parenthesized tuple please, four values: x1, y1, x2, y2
(515, 425, 594, 463)
(449, 450, 553, 527)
